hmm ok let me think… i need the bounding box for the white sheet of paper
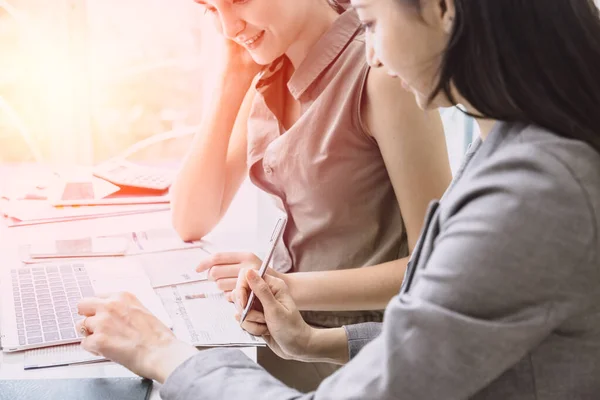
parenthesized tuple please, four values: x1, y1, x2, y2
(23, 344, 105, 370)
(138, 248, 210, 288)
(155, 281, 265, 347)
(127, 228, 212, 255)
(4, 201, 168, 225)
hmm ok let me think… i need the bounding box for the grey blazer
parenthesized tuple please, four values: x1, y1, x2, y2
(160, 122, 600, 399)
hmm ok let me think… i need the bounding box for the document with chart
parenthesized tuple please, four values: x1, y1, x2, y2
(155, 281, 265, 347)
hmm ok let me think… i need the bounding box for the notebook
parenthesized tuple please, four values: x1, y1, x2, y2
(0, 378, 153, 400)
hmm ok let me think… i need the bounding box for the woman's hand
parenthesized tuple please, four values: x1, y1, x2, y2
(76, 293, 198, 383)
(221, 37, 264, 78)
(204, 14, 264, 85)
(233, 269, 316, 361)
(196, 252, 284, 300)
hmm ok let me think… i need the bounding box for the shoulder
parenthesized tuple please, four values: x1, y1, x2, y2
(477, 123, 600, 203)
(360, 67, 428, 138)
(447, 124, 600, 260)
(455, 125, 598, 205)
(519, 125, 600, 187)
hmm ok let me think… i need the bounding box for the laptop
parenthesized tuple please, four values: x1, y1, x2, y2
(1, 259, 171, 352)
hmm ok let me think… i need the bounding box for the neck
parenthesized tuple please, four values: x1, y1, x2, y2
(476, 118, 497, 140)
(285, 5, 340, 69)
(459, 99, 497, 140)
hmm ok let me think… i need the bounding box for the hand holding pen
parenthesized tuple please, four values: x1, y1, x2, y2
(234, 262, 321, 363)
(239, 217, 286, 325)
(186, 217, 286, 303)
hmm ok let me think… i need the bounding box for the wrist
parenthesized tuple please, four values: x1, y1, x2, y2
(301, 326, 322, 361)
(304, 327, 349, 365)
(215, 70, 257, 95)
(144, 339, 198, 384)
(202, 75, 255, 119)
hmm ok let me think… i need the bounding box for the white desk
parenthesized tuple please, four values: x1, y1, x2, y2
(0, 166, 260, 399)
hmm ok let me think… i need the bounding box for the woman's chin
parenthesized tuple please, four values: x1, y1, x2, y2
(248, 48, 281, 66)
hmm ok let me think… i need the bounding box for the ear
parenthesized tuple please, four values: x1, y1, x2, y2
(438, 0, 456, 34)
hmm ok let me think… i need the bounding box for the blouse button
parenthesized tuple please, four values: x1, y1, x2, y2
(264, 166, 273, 174)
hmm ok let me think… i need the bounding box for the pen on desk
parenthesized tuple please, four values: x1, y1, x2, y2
(239, 216, 287, 325)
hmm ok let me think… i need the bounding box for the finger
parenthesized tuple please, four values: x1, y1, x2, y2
(81, 333, 105, 357)
(117, 291, 145, 307)
(246, 269, 279, 310)
(80, 340, 100, 357)
(231, 290, 241, 312)
(215, 278, 238, 292)
(225, 292, 234, 303)
(80, 336, 97, 355)
(235, 309, 266, 324)
(236, 314, 269, 336)
(78, 314, 101, 334)
(207, 265, 241, 281)
(196, 252, 251, 272)
(262, 274, 287, 292)
(261, 274, 292, 306)
(75, 319, 86, 335)
(77, 297, 107, 317)
(234, 271, 251, 310)
(242, 321, 268, 336)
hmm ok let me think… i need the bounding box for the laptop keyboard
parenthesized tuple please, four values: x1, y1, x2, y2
(10, 263, 95, 347)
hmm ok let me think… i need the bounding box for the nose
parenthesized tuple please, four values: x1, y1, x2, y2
(365, 36, 383, 68)
(219, 9, 246, 39)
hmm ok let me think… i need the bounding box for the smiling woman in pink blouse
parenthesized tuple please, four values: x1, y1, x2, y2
(167, 0, 450, 389)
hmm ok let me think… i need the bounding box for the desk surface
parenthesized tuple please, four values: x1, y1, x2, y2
(0, 165, 260, 399)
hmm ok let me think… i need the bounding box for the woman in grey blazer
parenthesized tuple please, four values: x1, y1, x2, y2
(77, 0, 600, 398)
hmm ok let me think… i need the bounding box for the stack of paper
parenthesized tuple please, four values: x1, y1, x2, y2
(1, 200, 169, 227)
(127, 228, 215, 255)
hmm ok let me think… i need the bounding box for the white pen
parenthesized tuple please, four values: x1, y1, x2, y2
(239, 217, 287, 325)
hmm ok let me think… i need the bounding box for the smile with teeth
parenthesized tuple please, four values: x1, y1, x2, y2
(243, 31, 264, 46)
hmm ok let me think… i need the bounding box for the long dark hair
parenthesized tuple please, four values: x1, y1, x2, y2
(409, 0, 600, 153)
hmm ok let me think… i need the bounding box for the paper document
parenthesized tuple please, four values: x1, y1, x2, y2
(3, 201, 168, 227)
(50, 193, 170, 207)
(155, 281, 265, 347)
(127, 228, 213, 255)
(23, 344, 106, 370)
(19, 228, 213, 266)
(138, 248, 210, 288)
(48, 176, 121, 205)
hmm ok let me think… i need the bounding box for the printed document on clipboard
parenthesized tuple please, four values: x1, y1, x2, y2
(155, 281, 265, 347)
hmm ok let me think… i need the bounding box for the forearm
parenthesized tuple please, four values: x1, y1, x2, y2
(170, 76, 251, 241)
(283, 258, 408, 311)
(160, 349, 308, 400)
